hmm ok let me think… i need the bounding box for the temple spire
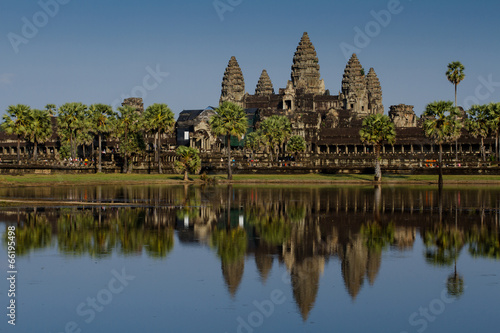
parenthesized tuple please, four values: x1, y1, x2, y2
(290, 32, 325, 94)
(255, 69, 274, 96)
(220, 56, 245, 106)
(366, 67, 384, 114)
(341, 53, 368, 114)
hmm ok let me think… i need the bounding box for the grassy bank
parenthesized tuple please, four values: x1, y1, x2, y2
(2, 173, 500, 187)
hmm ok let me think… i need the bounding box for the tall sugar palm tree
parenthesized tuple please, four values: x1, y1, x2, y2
(447, 61, 465, 164)
(359, 114, 396, 182)
(26, 108, 53, 161)
(466, 105, 490, 162)
(143, 103, 175, 174)
(209, 101, 248, 180)
(423, 101, 462, 187)
(1, 104, 30, 164)
(88, 104, 116, 172)
(446, 62, 465, 109)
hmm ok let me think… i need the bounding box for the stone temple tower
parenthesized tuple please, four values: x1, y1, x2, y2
(341, 54, 369, 115)
(289, 32, 325, 95)
(220, 56, 246, 107)
(255, 69, 274, 96)
(366, 68, 384, 115)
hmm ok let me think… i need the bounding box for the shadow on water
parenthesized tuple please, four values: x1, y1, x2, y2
(2, 185, 500, 321)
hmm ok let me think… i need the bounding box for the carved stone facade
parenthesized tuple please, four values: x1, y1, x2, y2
(389, 104, 418, 128)
(219, 32, 384, 141)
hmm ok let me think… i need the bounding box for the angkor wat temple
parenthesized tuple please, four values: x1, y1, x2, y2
(0, 32, 493, 173)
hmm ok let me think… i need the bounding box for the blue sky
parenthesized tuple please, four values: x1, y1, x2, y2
(1, 0, 500, 118)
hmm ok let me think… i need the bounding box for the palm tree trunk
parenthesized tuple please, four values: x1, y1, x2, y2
(481, 136, 485, 162)
(374, 144, 381, 182)
(123, 130, 128, 173)
(454, 84, 458, 109)
(495, 130, 499, 161)
(438, 143, 443, 188)
(17, 136, 20, 165)
(98, 134, 102, 173)
(184, 169, 188, 181)
(158, 131, 162, 174)
(34, 140, 38, 162)
(227, 134, 232, 180)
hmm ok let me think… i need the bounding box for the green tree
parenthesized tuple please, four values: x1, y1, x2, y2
(115, 105, 144, 173)
(423, 101, 462, 187)
(88, 104, 116, 172)
(26, 108, 53, 161)
(446, 61, 465, 108)
(487, 102, 500, 161)
(209, 101, 248, 180)
(466, 105, 490, 162)
(57, 102, 89, 159)
(1, 104, 30, 164)
(258, 115, 292, 163)
(143, 103, 175, 174)
(174, 146, 201, 181)
(359, 114, 396, 182)
(45, 104, 57, 116)
(287, 135, 306, 161)
(244, 131, 261, 160)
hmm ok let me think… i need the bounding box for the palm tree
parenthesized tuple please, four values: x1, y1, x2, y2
(466, 105, 490, 162)
(487, 102, 500, 161)
(287, 135, 306, 161)
(423, 101, 462, 187)
(244, 131, 260, 161)
(143, 103, 175, 174)
(26, 108, 53, 161)
(115, 105, 144, 173)
(57, 102, 89, 159)
(258, 115, 292, 163)
(88, 104, 116, 172)
(45, 104, 57, 116)
(209, 101, 248, 180)
(359, 114, 396, 182)
(447, 62, 465, 164)
(446, 61, 465, 108)
(174, 146, 201, 181)
(1, 104, 30, 164)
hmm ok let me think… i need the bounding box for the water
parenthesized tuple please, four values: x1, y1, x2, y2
(1, 185, 499, 333)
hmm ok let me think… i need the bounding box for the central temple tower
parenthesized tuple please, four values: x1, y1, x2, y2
(289, 32, 325, 95)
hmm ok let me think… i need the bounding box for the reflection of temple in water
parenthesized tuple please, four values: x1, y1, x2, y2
(2, 185, 500, 321)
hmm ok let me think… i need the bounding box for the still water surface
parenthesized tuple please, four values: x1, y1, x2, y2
(1, 185, 499, 333)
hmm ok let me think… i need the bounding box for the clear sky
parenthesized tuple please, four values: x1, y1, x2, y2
(1, 0, 500, 118)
